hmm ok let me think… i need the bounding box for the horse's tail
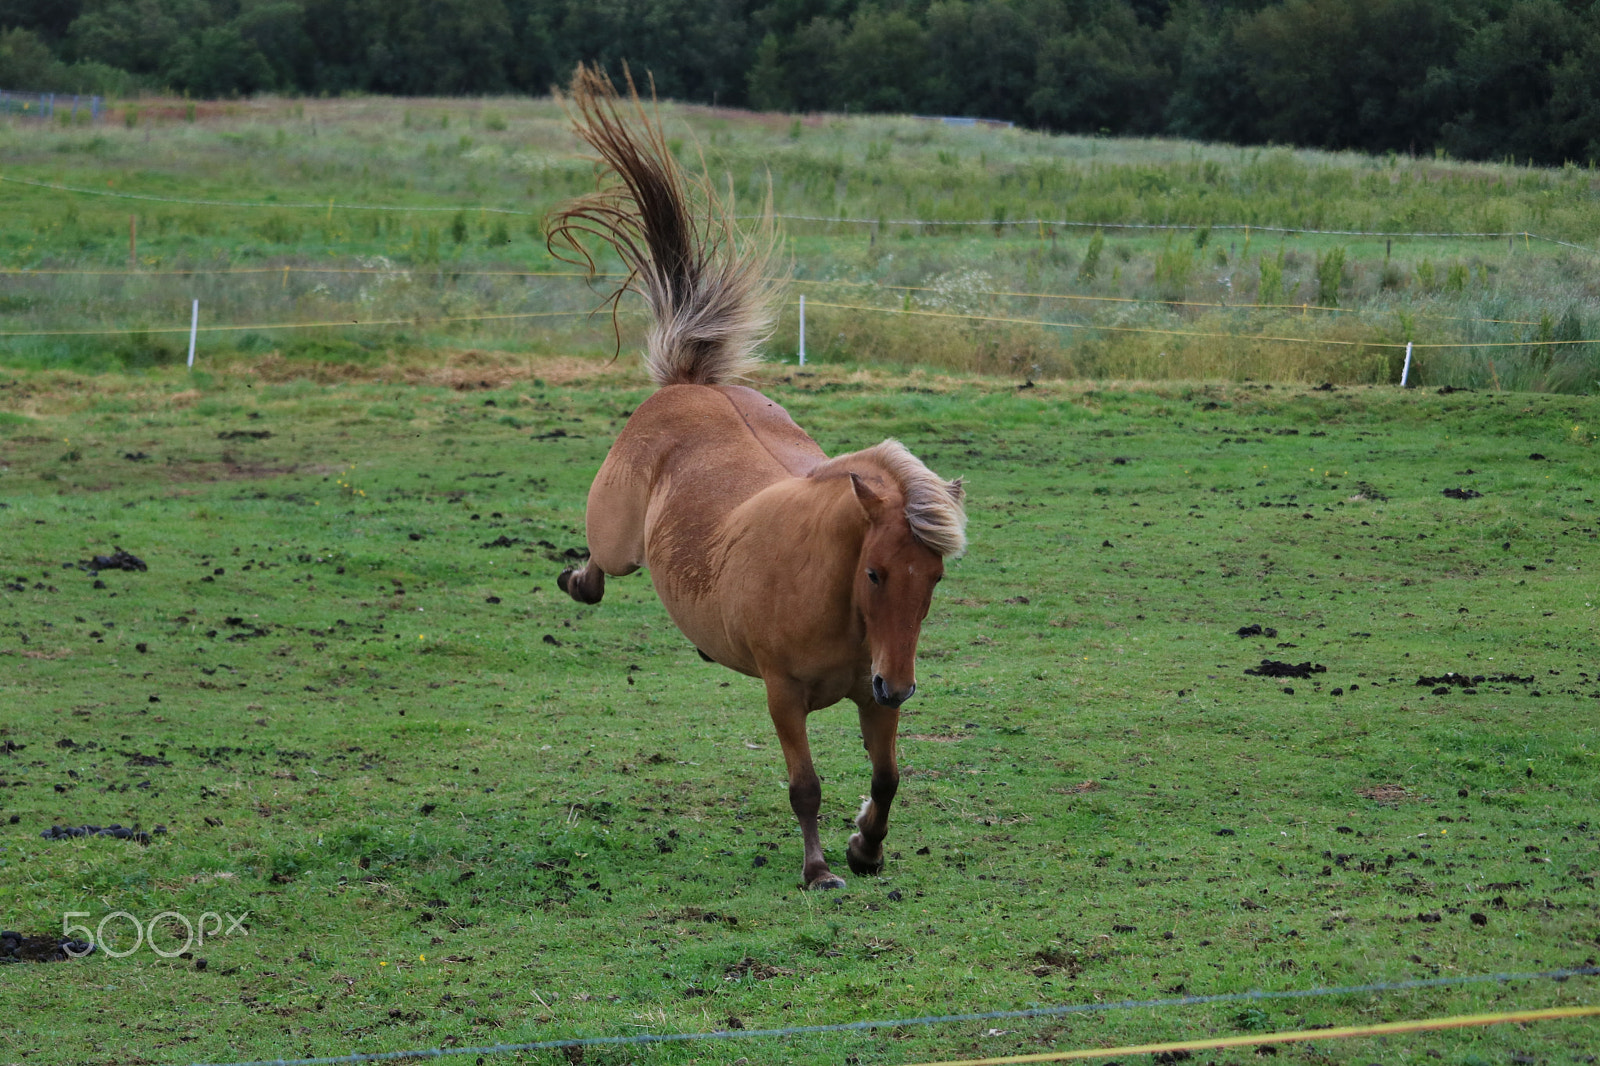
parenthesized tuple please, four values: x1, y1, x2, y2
(547, 64, 782, 388)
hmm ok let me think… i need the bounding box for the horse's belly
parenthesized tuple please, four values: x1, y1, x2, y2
(649, 574, 762, 678)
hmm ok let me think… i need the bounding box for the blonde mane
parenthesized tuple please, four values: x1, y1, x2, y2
(815, 439, 968, 558)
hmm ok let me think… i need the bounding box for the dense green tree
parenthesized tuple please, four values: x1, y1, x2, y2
(234, 0, 313, 89)
(2, 0, 1598, 166)
(393, 0, 512, 94)
(1160, 2, 1258, 142)
(296, 0, 401, 92)
(0, 27, 61, 86)
(67, 0, 212, 76)
(747, 15, 844, 110)
(1029, 4, 1168, 133)
(165, 24, 276, 95)
(1231, 0, 1462, 151)
(924, 1, 1036, 120)
(0, 0, 83, 43)
(553, 0, 755, 105)
(833, 5, 927, 113)
(1436, 0, 1599, 162)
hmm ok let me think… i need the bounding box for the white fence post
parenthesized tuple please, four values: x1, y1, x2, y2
(1400, 340, 1413, 387)
(187, 300, 199, 368)
(798, 294, 806, 367)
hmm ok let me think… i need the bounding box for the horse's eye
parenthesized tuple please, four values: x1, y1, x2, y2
(866, 568, 880, 586)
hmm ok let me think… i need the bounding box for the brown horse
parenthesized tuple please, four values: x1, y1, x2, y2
(551, 68, 968, 891)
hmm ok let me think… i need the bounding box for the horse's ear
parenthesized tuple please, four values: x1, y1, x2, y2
(850, 472, 887, 519)
(947, 477, 965, 505)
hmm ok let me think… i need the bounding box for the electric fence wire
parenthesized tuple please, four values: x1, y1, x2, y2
(4, 175, 1596, 254)
(185, 963, 1600, 1066)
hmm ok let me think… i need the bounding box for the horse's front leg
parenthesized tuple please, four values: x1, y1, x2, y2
(846, 697, 900, 876)
(765, 678, 846, 890)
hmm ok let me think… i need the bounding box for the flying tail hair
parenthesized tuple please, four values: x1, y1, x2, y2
(547, 64, 782, 388)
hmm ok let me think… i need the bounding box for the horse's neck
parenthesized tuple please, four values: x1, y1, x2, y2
(731, 472, 868, 579)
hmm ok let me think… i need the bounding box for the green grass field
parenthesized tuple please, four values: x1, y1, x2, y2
(1, 362, 1597, 1064)
(2, 95, 1598, 391)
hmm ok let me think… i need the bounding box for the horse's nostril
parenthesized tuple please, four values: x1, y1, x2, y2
(872, 675, 913, 708)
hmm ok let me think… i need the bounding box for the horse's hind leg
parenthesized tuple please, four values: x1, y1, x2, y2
(766, 678, 846, 890)
(559, 450, 648, 604)
(846, 698, 900, 877)
(557, 564, 606, 604)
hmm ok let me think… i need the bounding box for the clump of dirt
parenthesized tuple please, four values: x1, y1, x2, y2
(216, 430, 273, 441)
(1236, 624, 1278, 638)
(1028, 947, 1085, 978)
(724, 957, 794, 981)
(1416, 671, 1536, 696)
(40, 823, 164, 844)
(1417, 672, 1479, 688)
(70, 548, 147, 573)
(1, 931, 94, 963)
(1245, 660, 1326, 679)
(1441, 487, 1483, 500)
(670, 908, 737, 926)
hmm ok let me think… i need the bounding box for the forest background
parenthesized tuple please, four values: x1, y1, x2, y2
(2, 0, 1600, 166)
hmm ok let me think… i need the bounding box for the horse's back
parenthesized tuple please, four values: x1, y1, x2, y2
(609, 384, 824, 485)
(716, 386, 826, 477)
(588, 384, 824, 606)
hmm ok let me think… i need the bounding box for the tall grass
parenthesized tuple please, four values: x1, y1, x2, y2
(1, 95, 1596, 390)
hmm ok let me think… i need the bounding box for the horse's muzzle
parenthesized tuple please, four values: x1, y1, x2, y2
(872, 675, 915, 708)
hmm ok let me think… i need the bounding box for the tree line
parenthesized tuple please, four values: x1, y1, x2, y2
(3, 0, 1598, 165)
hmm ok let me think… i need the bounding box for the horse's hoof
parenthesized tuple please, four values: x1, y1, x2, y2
(845, 833, 884, 876)
(805, 872, 847, 891)
(557, 568, 574, 593)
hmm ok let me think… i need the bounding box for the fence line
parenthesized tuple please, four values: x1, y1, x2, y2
(900, 1005, 1600, 1066)
(1, 296, 1591, 350)
(0, 266, 613, 279)
(0, 308, 605, 339)
(789, 277, 1547, 327)
(5, 175, 1596, 252)
(754, 212, 1539, 237)
(802, 299, 1599, 350)
(758, 214, 1598, 254)
(184, 964, 1600, 1066)
(0, 263, 1557, 330)
(0, 175, 535, 215)
(0, 90, 102, 122)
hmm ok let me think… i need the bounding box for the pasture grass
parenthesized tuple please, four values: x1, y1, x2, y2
(0, 360, 1598, 1064)
(2, 96, 1598, 390)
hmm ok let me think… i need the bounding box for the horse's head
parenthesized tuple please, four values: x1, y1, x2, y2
(850, 472, 954, 709)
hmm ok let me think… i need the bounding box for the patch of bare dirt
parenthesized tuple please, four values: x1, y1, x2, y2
(1356, 784, 1420, 804)
(723, 957, 794, 981)
(153, 460, 326, 485)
